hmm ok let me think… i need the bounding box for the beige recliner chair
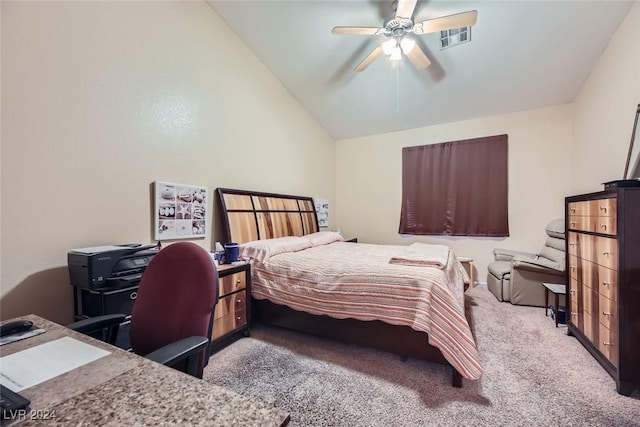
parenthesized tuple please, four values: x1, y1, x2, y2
(487, 218, 566, 307)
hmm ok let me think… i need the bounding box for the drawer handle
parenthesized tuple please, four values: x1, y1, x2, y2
(569, 242, 576, 246)
(570, 266, 576, 271)
(602, 311, 610, 317)
(602, 281, 611, 286)
(236, 316, 242, 320)
(130, 292, 138, 300)
(602, 251, 610, 256)
(570, 221, 576, 226)
(237, 299, 243, 303)
(599, 206, 607, 213)
(600, 223, 607, 230)
(570, 207, 576, 212)
(236, 280, 241, 284)
(569, 289, 576, 294)
(603, 341, 613, 347)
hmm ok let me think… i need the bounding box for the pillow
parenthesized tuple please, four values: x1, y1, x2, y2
(239, 236, 312, 263)
(303, 231, 344, 247)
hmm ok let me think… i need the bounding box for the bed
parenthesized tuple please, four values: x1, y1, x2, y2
(216, 188, 482, 387)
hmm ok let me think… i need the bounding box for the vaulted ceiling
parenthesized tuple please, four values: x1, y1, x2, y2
(208, 1, 634, 140)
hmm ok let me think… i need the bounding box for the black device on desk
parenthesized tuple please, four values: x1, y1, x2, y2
(1, 385, 30, 420)
(68, 244, 158, 290)
(68, 244, 158, 351)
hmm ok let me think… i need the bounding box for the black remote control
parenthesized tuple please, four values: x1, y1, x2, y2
(0, 320, 33, 337)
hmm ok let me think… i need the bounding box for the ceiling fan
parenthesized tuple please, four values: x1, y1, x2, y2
(332, 0, 478, 72)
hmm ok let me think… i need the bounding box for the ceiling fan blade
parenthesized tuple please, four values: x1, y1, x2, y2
(406, 45, 431, 70)
(332, 26, 383, 35)
(354, 46, 383, 72)
(413, 10, 478, 34)
(395, 0, 418, 19)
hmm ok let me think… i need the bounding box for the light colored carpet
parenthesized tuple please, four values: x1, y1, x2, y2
(204, 286, 640, 426)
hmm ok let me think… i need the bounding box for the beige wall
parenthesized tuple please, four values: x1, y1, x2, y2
(335, 105, 573, 284)
(1, 1, 335, 323)
(572, 2, 640, 193)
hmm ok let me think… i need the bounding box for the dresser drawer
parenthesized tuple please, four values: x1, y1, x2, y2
(598, 324, 618, 367)
(597, 267, 617, 302)
(583, 312, 595, 342)
(592, 198, 617, 217)
(598, 294, 616, 331)
(593, 236, 617, 269)
(568, 255, 578, 280)
(568, 201, 591, 216)
(582, 286, 598, 316)
(218, 270, 246, 297)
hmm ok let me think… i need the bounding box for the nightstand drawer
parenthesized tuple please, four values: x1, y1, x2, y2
(219, 270, 246, 296)
(213, 290, 246, 320)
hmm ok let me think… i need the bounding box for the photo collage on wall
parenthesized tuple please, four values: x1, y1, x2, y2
(154, 181, 208, 240)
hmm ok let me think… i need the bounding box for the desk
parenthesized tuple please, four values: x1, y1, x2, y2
(0, 315, 289, 426)
(542, 283, 566, 327)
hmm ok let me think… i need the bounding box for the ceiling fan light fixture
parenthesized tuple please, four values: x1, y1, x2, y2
(389, 46, 402, 61)
(382, 38, 396, 55)
(400, 37, 415, 54)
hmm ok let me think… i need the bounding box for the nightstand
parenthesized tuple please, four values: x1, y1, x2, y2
(210, 262, 251, 352)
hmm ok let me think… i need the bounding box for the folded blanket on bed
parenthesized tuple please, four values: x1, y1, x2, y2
(389, 243, 450, 269)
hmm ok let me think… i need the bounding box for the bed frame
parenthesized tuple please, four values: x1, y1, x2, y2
(216, 188, 463, 387)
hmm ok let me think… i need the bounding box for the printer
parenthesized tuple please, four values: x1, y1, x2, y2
(68, 244, 158, 290)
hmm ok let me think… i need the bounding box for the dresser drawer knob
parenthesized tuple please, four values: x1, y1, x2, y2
(603, 341, 613, 347)
(602, 281, 611, 286)
(570, 221, 576, 226)
(602, 251, 610, 256)
(600, 223, 607, 230)
(599, 206, 607, 213)
(236, 280, 241, 284)
(569, 289, 576, 294)
(236, 316, 242, 321)
(570, 207, 576, 212)
(602, 311, 610, 317)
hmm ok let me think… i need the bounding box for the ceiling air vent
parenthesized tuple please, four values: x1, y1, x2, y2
(440, 27, 471, 49)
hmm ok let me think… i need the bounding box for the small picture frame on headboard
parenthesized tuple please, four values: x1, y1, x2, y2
(154, 181, 208, 240)
(314, 198, 329, 228)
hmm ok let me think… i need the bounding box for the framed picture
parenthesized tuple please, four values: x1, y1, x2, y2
(154, 181, 208, 240)
(314, 198, 329, 228)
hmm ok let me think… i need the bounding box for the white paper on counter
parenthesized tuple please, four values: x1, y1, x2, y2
(0, 336, 110, 392)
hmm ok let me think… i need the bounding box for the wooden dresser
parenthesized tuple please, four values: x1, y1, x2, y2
(565, 188, 640, 395)
(210, 263, 251, 352)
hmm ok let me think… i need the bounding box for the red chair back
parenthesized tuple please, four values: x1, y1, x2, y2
(130, 242, 218, 372)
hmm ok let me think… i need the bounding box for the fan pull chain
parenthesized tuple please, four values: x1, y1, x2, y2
(396, 64, 400, 113)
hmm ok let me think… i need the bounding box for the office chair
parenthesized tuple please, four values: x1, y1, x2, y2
(67, 314, 126, 346)
(69, 242, 219, 378)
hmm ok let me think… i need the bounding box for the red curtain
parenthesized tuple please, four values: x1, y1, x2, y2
(399, 134, 509, 237)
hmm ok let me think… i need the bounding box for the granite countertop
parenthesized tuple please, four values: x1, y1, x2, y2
(2, 315, 289, 427)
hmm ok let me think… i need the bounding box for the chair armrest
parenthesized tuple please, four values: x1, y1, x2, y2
(144, 336, 209, 378)
(493, 248, 537, 262)
(67, 314, 126, 346)
(512, 255, 563, 273)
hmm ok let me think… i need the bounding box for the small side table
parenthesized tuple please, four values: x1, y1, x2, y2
(542, 282, 566, 327)
(457, 257, 475, 289)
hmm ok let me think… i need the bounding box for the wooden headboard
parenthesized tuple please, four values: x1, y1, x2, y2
(216, 188, 319, 244)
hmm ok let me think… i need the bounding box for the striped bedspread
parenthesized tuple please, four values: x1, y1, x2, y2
(250, 242, 482, 380)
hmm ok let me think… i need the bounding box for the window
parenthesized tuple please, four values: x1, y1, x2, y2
(399, 134, 509, 237)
